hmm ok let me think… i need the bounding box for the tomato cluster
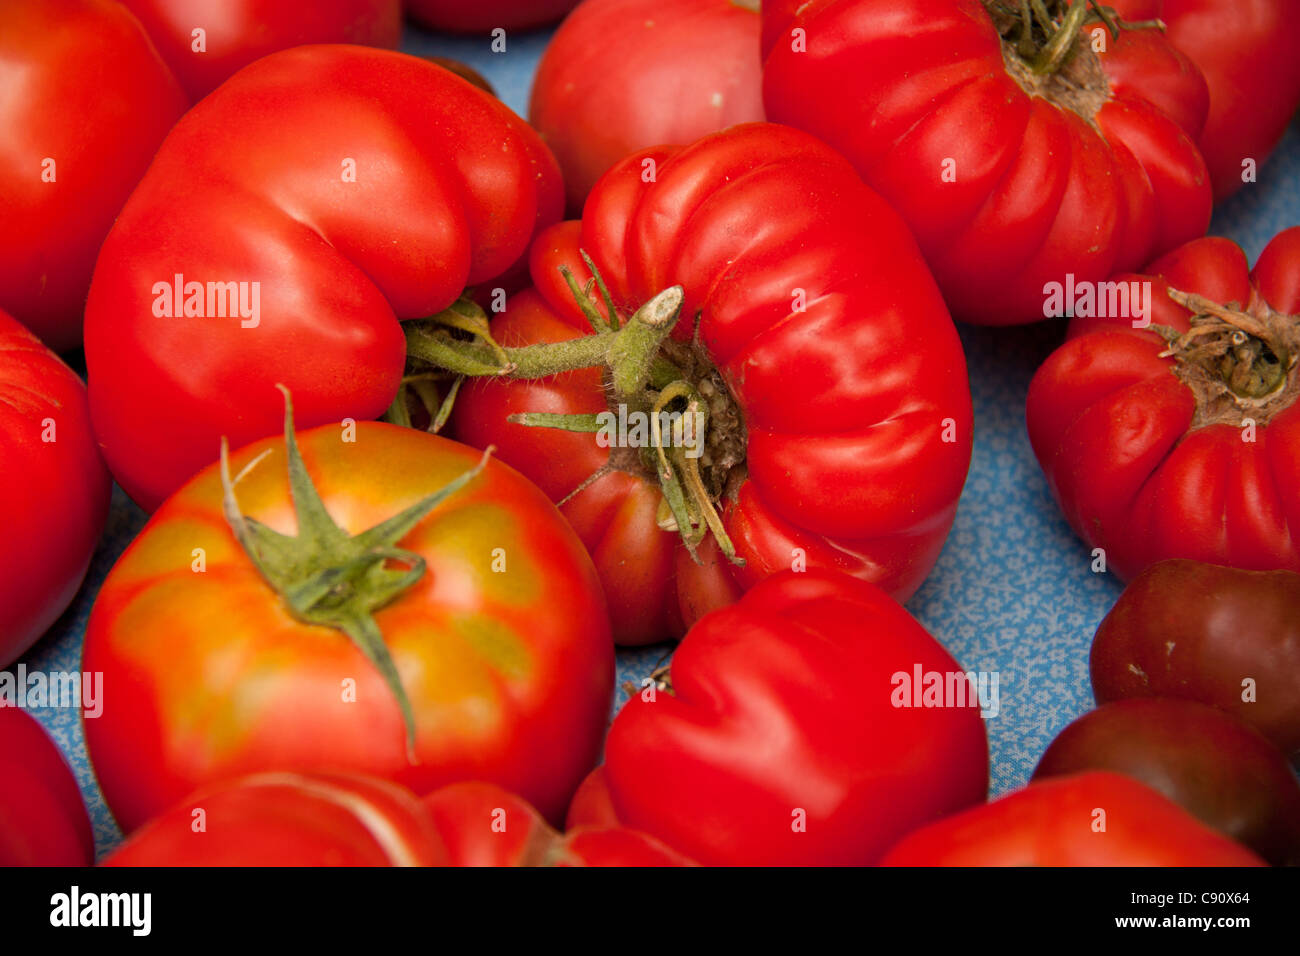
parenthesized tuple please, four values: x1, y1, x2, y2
(1, 0, 1296, 871)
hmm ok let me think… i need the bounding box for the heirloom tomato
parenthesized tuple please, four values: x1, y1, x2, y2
(118, 0, 402, 100)
(1033, 699, 1300, 865)
(761, 0, 1212, 325)
(1090, 559, 1300, 757)
(566, 765, 620, 829)
(423, 782, 694, 866)
(1027, 229, 1300, 581)
(84, 46, 562, 511)
(405, 0, 579, 32)
(880, 772, 1264, 866)
(82, 405, 612, 834)
(0, 309, 111, 666)
(1112, 0, 1300, 201)
(531, 0, 764, 212)
(105, 773, 448, 866)
(0, 0, 186, 349)
(573, 570, 989, 866)
(0, 709, 94, 866)
(450, 123, 971, 645)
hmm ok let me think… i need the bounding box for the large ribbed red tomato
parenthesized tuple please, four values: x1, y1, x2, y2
(82, 416, 612, 834)
(761, 0, 1212, 325)
(0, 0, 186, 349)
(531, 0, 764, 212)
(452, 123, 971, 645)
(1112, 0, 1300, 201)
(0, 709, 94, 866)
(1027, 227, 1300, 581)
(572, 570, 990, 865)
(118, 0, 401, 100)
(423, 782, 694, 866)
(104, 773, 449, 866)
(0, 309, 110, 666)
(84, 46, 562, 512)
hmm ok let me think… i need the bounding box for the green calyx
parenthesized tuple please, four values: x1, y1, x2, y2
(401, 260, 747, 569)
(984, 0, 1165, 76)
(221, 386, 489, 760)
(1151, 288, 1300, 429)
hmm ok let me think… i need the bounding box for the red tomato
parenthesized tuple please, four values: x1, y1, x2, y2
(1027, 228, 1300, 581)
(0, 709, 94, 866)
(880, 772, 1265, 866)
(118, 0, 402, 100)
(1112, 0, 1300, 201)
(0, 309, 111, 666)
(84, 46, 563, 512)
(531, 0, 765, 212)
(587, 570, 989, 866)
(104, 773, 449, 866)
(405, 0, 579, 32)
(566, 765, 621, 830)
(82, 416, 613, 833)
(1091, 560, 1300, 757)
(451, 123, 972, 645)
(423, 782, 694, 866)
(1033, 700, 1300, 865)
(761, 0, 1212, 325)
(0, 0, 186, 349)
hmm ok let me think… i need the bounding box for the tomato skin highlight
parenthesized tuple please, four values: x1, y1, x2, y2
(0, 0, 187, 349)
(0, 709, 95, 867)
(452, 123, 972, 645)
(1027, 228, 1300, 581)
(423, 781, 694, 866)
(1090, 559, 1300, 758)
(588, 570, 989, 866)
(881, 772, 1265, 866)
(761, 0, 1213, 325)
(118, 0, 402, 100)
(103, 773, 450, 866)
(0, 310, 111, 666)
(82, 423, 613, 834)
(84, 45, 564, 512)
(530, 0, 765, 213)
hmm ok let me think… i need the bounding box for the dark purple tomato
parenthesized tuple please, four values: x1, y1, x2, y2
(1091, 559, 1300, 757)
(1034, 699, 1300, 865)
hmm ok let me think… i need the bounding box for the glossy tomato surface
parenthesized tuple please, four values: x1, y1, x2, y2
(593, 570, 989, 866)
(761, 0, 1212, 325)
(0, 709, 94, 866)
(0, 0, 186, 349)
(881, 772, 1264, 866)
(82, 422, 612, 833)
(405, 0, 579, 32)
(104, 773, 448, 866)
(119, 0, 402, 100)
(1112, 0, 1300, 201)
(531, 0, 764, 212)
(0, 309, 111, 666)
(453, 123, 972, 644)
(84, 46, 563, 511)
(1034, 699, 1300, 865)
(1027, 228, 1300, 581)
(423, 781, 693, 866)
(1091, 559, 1300, 757)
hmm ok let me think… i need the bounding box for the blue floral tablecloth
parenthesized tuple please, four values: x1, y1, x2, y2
(20, 22, 1300, 860)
